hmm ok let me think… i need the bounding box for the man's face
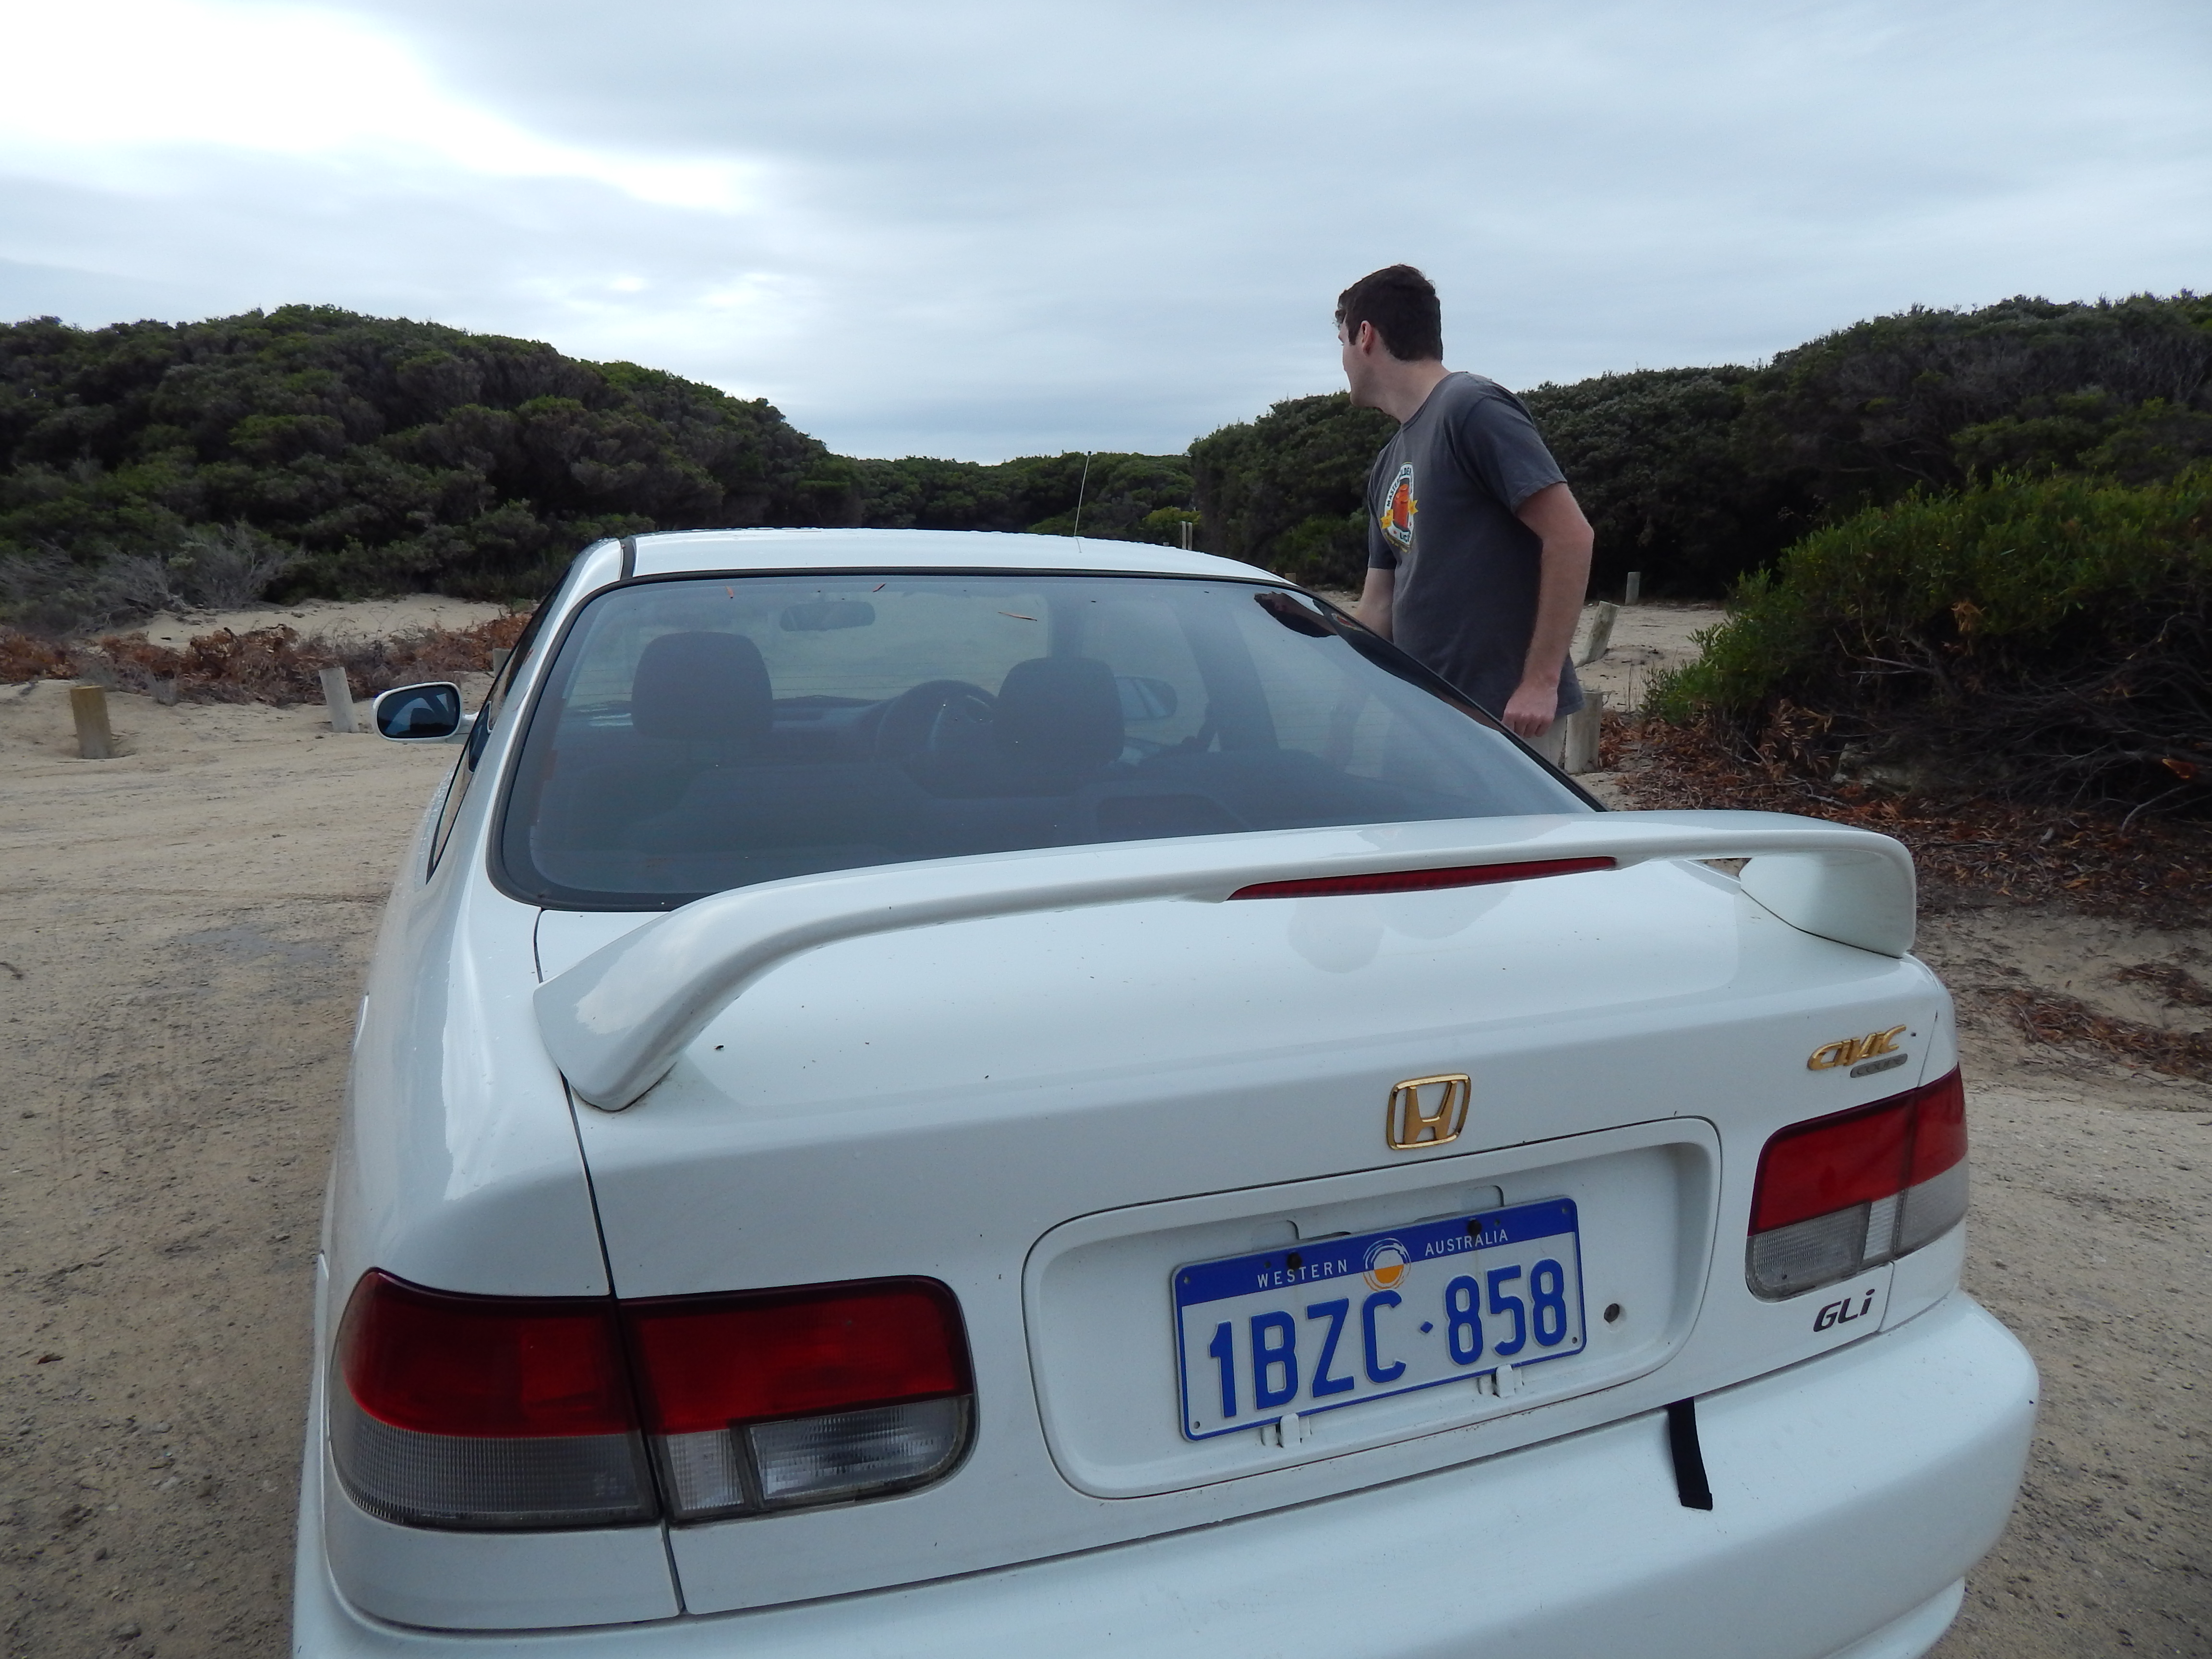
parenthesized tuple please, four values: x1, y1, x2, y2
(1339, 321, 1374, 407)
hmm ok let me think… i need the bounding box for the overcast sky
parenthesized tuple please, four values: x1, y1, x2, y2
(1, 0, 2206, 460)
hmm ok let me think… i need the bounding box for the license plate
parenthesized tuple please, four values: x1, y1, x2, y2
(1173, 1199, 1586, 1440)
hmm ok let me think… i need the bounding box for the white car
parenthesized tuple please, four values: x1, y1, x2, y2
(295, 529, 2035, 1659)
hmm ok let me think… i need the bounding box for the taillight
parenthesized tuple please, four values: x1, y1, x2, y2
(1747, 1069, 1968, 1299)
(625, 1280, 973, 1523)
(331, 1271, 653, 1530)
(329, 1271, 974, 1531)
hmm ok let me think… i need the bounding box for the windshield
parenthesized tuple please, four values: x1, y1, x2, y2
(496, 572, 1588, 908)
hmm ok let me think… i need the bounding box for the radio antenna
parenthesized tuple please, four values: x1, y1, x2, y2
(1071, 451, 1093, 540)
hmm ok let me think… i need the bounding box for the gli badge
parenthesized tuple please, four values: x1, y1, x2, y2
(1815, 1287, 1879, 1331)
(1385, 1074, 1469, 1150)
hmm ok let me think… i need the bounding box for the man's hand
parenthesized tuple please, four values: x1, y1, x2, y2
(1511, 482, 1596, 738)
(1500, 680, 1559, 738)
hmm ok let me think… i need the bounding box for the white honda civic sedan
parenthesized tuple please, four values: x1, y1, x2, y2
(295, 528, 2034, 1659)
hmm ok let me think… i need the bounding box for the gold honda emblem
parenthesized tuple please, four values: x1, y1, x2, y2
(1386, 1074, 1470, 1150)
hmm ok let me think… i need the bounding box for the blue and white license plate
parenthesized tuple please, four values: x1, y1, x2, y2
(1173, 1199, 1586, 1440)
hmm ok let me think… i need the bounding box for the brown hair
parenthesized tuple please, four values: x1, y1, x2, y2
(1334, 265, 1443, 362)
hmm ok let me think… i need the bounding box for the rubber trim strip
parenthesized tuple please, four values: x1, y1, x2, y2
(1666, 1397, 1714, 1509)
(619, 536, 637, 580)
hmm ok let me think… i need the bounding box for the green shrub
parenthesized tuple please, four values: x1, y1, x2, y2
(1189, 393, 1395, 585)
(1657, 468, 2212, 812)
(855, 451, 1193, 541)
(0, 308, 847, 603)
(1524, 368, 1804, 597)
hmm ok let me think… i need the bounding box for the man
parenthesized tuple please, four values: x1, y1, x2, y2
(1338, 264, 1594, 762)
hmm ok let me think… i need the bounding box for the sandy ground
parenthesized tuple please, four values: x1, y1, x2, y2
(1915, 906, 2211, 1659)
(2, 608, 2208, 1658)
(1567, 599, 1721, 713)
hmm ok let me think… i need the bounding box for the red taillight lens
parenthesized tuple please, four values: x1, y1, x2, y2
(1749, 1097, 1912, 1234)
(625, 1280, 970, 1432)
(625, 1280, 973, 1522)
(331, 1271, 652, 1530)
(1227, 857, 1615, 901)
(1906, 1069, 1968, 1184)
(1747, 1069, 1969, 1299)
(328, 1272, 976, 1532)
(339, 1271, 634, 1437)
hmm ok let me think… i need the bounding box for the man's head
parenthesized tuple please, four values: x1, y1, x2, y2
(1337, 265, 1447, 417)
(1336, 265, 1443, 363)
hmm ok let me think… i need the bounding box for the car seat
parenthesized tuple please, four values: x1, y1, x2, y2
(909, 656, 1126, 802)
(524, 631, 775, 862)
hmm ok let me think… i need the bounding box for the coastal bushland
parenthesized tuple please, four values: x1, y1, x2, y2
(7, 292, 2210, 811)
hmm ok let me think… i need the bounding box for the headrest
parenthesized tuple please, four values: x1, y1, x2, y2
(631, 630, 772, 747)
(995, 656, 1123, 773)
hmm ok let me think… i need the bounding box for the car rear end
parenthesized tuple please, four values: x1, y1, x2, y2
(298, 531, 2033, 1658)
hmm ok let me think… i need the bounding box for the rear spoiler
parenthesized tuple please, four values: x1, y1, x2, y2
(537, 810, 1914, 1111)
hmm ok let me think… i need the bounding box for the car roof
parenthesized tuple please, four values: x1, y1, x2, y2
(627, 528, 1280, 584)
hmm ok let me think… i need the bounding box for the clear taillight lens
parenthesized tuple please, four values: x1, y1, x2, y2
(331, 1271, 654, 1529)
(624, 1280, 974, 1523)
(1747, 1070, 1969, 1299)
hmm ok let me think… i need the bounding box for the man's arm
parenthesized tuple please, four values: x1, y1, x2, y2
(1501, 482, 1595, 738)
(1354, 566, 1395, 641)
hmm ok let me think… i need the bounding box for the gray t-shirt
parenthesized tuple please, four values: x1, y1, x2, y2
(1365, 372, 1583, 720)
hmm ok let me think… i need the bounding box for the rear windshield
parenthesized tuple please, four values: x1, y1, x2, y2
(496, 573, 1588, 908)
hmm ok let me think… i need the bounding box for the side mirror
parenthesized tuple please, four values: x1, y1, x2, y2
(373, 682, 464, 741)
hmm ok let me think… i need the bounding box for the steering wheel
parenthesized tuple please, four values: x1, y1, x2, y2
(871, 680, 998, 759)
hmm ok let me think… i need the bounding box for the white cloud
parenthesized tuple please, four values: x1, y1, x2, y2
(0, 0, 2206, 459)
(0, 0, 758, 210)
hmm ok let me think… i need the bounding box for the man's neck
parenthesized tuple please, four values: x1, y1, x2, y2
(1370, 361, 1452, 425)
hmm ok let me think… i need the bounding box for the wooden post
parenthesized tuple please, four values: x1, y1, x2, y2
(1578, 601, 1619, 667)
(152, 676, 178, 707)
(490, 647, 513, 680)
(70, 685, 114, 759)
(1563, 690, 1607, 775)
(319, 664, 358, 733)
(1624, 571, 1642, 605)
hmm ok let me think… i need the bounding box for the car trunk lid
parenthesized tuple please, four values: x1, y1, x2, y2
(544, 831, 1942, 1614)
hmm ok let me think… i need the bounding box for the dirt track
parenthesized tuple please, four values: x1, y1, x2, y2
(2, 634, 2208, 1658)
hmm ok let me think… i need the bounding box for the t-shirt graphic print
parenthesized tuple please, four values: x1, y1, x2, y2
(1379, 463, 1416, 551)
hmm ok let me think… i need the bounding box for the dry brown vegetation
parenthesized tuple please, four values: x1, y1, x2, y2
(1995, 988, 2212, 1084)
(1604, 711, 2212, 926)
(1603, 709, 2212, 1089)
(0, 613, 529, 705)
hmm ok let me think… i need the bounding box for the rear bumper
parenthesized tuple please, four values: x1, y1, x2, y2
(295, 1292, 2034, 1659)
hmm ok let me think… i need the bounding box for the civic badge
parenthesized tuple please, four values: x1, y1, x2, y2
(1807, 1025, 1908, 1071)
(1386, 1074, 1470, 1150)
